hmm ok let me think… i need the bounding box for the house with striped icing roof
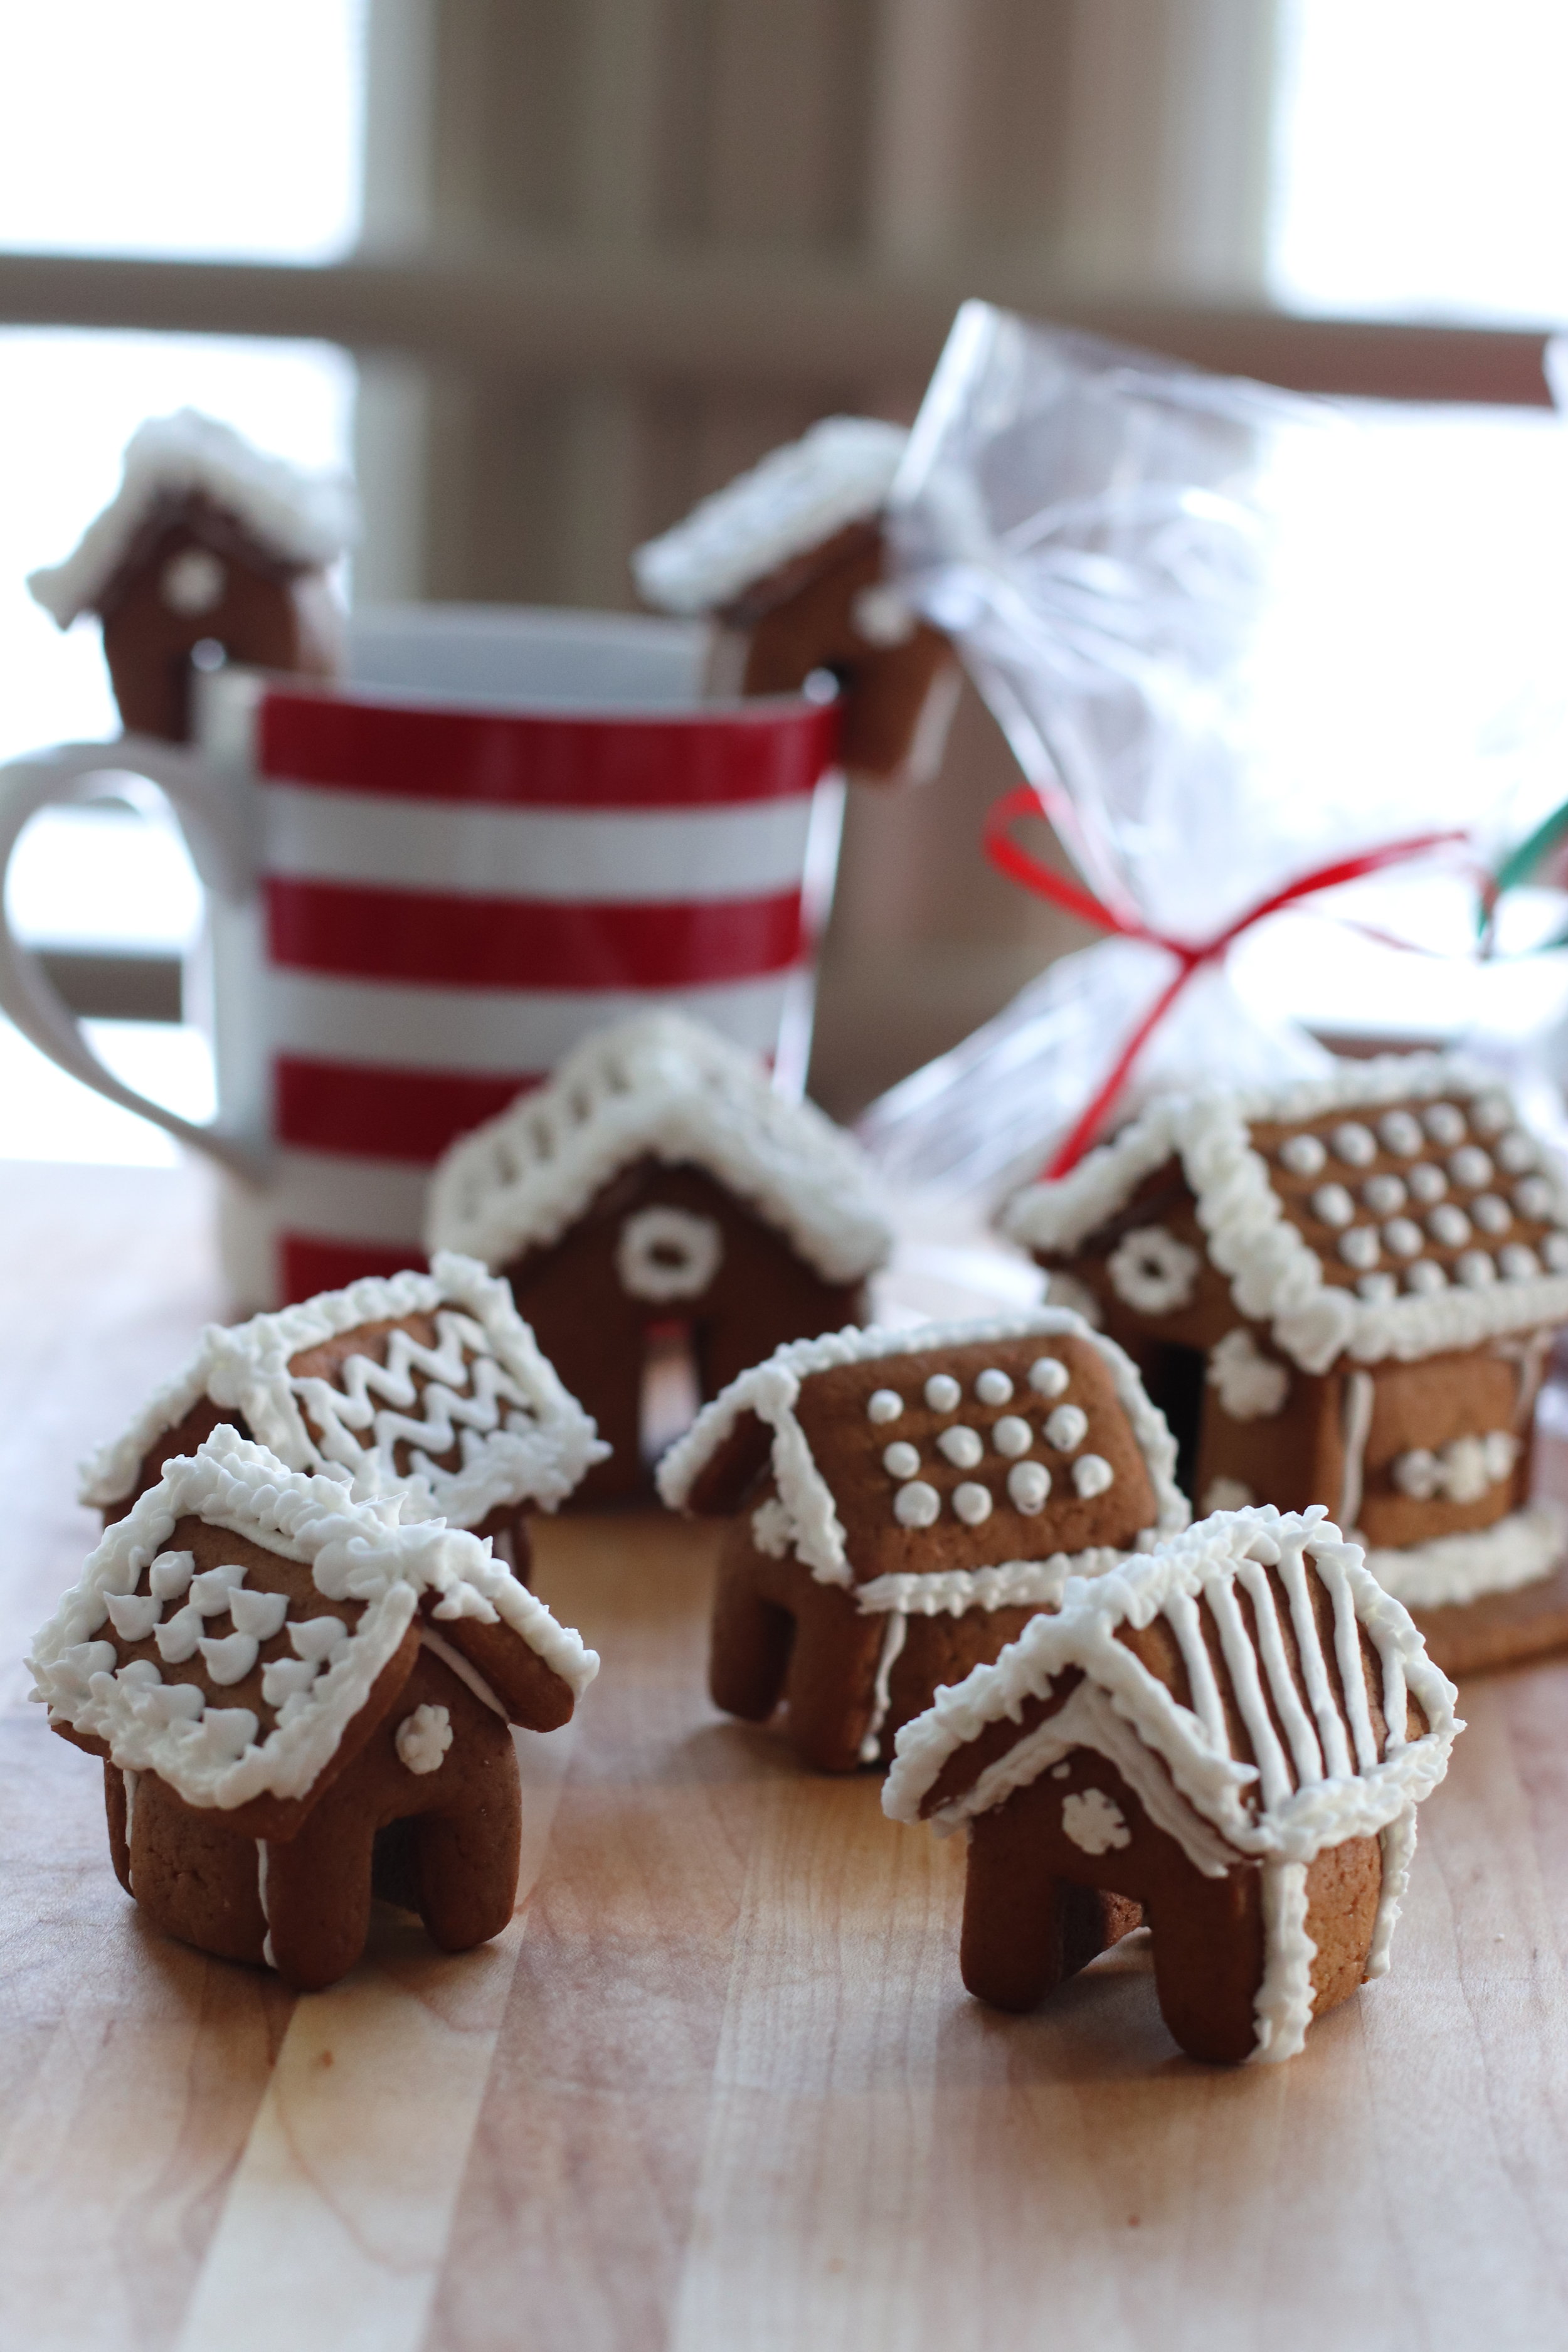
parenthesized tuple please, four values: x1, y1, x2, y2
(79, 1252, 605, 1579)
(657, 1305, 1187, 1772)
(883, 1504, 1460, 2065)
(1002, 1056, 1568, 1650)
(426, 1010, 893, 1498)
(31, 1424, 598, 1991)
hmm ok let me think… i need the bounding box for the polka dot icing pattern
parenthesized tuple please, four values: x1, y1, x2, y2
(1515, 1177, 1554, 1219)
(1471, 1195, 1510, 1236)
(1408, 1163, 1447, 1204)
(1028, 1357, 1070, 1399)
(1501, 1244, 1542, 1280)
(1449, 1146, 1493, 1189)
(1428, 1204, 1471, 1248)
(975, 1369, 1014, 1404)
(1424, 1104, 1467, 1146)
(1007, 1462, 1051, 1512)
(1458, 1251, 1496, 1288)
(894, 1481, 940, 1528)
(953, 1482, 993, 1525)
(992, 1416, 1033, 1458)
(1332, 1122, 1377, 1166)
(924, 1374, 961, 1412)
(866, 1389, 903, 1424)
(871, 1342, 1131, 1535)
(1363, 1175, 1407, 1216)
(1406, 1261, 1446, 1295)
(883, 1441, 920, 1480)
(936, 1426, 984, 1470)
(1359, 1273, 1399, 1303)
(1498, 1131, 1537, 1174)
(1384, 1219, 1423, 1258)
(1072, 1454, 1114, 1498)
(1379, 1111, 1424, 1157)
(1280, 1134, 1327, 1176)
(1312, 1185, 1355, 1227)
(1338, 1228, 1380, 1271)
(1045, 1404, 1089, 1451)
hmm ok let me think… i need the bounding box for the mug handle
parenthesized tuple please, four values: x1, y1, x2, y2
(0, 736, 268, 1181)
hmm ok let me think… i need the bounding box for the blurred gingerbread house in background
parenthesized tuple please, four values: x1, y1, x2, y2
(28, 408, 352, 741)
(632, 416, 958, 788)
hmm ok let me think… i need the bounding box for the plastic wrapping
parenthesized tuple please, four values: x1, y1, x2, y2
(859, 300, 1568, 1205)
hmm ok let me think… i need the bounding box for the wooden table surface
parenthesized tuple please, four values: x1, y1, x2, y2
(4, 1158, 1568, 2351)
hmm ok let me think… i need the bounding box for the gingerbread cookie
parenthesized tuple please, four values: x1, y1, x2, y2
(31, 1424, 598, 1990)
(657, 1308, 1187, 1771)
(426, 1011, 893, 1500)
(884, 1504, 1461, 2064)
(79, 1251, 606, 1581)
(632, 416, 959, 788)
(1002, 1055, 1568, 1673)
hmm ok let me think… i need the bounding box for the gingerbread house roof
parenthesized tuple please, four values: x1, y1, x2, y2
(883, 1504, 1460, 1868)
(425, 1010, 893, 1285)
(31, 1425, 599, 1815)
(78, 1253, 607, 1522)
(657, 1307, 1187, 1605)
(1002, 1054, 1568, 1376)
(631, 417, 909, 618)
(28, 409, 357, 628)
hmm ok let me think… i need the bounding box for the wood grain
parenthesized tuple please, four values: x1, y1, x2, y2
(4, 1159, 1568, 2351)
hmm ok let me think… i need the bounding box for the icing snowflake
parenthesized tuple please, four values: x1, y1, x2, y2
(1061, 1787, 1131, 1855)
(396, 1702, 453, 1776)
(1108, 1226, 1199, 1315)
(1205, 1330, 1289, 1421)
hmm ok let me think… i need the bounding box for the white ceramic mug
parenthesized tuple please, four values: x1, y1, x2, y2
(0, 605, 845, 1308)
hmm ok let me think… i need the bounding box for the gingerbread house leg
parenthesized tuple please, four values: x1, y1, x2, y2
(103, 1762, 133, 1897)
(262, 1811, 376, 1991)
(960, 1804, 1127, 2011)
(1145, 1868, 1268, 2065)
(708, 1533, 795, 1724)
(780, 1584, 887, 1774)
(411, 1743, 524, 1954)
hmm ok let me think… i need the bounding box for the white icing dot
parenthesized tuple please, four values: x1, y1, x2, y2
(1332, 1121, 1377, 1167)
(1051, 1761, 1071, 1781)
(1449, 1145, 1494, 1189)
(1279, 1133, 1327, 1176)
(1363, 1173, 1407, 1216)
(1473, 1093, 1512, 1134)
(1500, 1244, 1542, 1281)
(1458, 1250, 1496, 1288)
(1471, 1194, 1511, 1235)
(1311, 1184, 1355, 1227)
(190, 1562, 247, 1618)
(953, 1481, 993, 1525)
(1498, 1130, 1537, 1174)
(1515, 1176, 1554, 1219)
(1007, 1461, 1051, 1513)
(1428, 1202, 1471, 1247)
(153, 1605, 203, 1665)
(1379, 1111, 1424, 1157)
(1338, 1226, 1380, 1270)
(975, 1368, 1014, 1405)
(1358, 1272, 1398, 1303)
(1424, 1103, 1468, 1146)
(1408, 1163, 1447, 1204)
(1384, 1217, 1423, 1258)
(937, 1426, 983, 1470)
(1027, 1356, 1070, 1398)
(1061, 1786, 1131, 1855)
(148, 1550, 196, 1601)
(229, 1587, 289, 1641)
(882, 1441, 921, 1480)
(866, 1388, 903, 1424)
(1546, 1234, 1568, 1272)
(105, 1592, 161, 1643)
(992, 1415, 1033, 1458)
(924, 1373, 961, 1412)
(1044, 1403, 1089, 1451)
(198, 1631, 259, 1687)
(894, 1480, 940, 1528)
(396, 1702, 453, 1776)
(1073, 1454, 1114, 1499)
(1406, 1260, 1447, 1295)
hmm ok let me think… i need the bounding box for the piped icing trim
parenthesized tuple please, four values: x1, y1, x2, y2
(1002, 1054, 1568, 1374)
(78, 1251, 607, 1520)
(32, 1426, 598, 1812)
(1249, 1860, 1316, 2064)
(1364, 1804, 1417, 1980)
(631, 416, 908, 616)
(851, 1550, 1133, 1619)
(882, 1505, 1461, 1864)
(1361, 1500, 1565, 1611)
(425, 1010, 891, 1285)
(657, 1306, 1187, 1589)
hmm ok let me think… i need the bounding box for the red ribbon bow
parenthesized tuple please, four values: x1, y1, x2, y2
(983, 781, 1470, 1181)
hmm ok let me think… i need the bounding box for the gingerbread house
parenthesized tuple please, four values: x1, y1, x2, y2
(656, 1306, 1187, 1771)
(632, 416, 958, 787)
(28, 409, 352, 741)
(884, 1504, 1460, 2065)
(1002, 1057, 1568, 1658)
(426, 1012, 893, 1500)
(78, 1253, 606, 1579)
(30, 1424, 598, 1990)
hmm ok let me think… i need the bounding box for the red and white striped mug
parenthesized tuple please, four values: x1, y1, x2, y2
(0, 606, 843, 1307)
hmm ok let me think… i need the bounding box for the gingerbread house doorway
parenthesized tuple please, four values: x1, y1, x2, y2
(640, 1319, 703, 1471)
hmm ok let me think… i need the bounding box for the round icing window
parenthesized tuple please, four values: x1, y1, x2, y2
(616, 1205, 724, 1301)
(160, 546, 227, 615)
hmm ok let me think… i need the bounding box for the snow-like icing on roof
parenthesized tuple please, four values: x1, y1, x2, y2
(632, 416, 909, 617)
(425, 1011, 893, 1285)
(31, 1426, 598, 1813)
(79, 1253, 606, 1520)
(656, 1306, 1187, 1589)
(1001, 1054, 1568, 1375)
(29, 408, 358, 627)
(883, 1505, 1460, 1863)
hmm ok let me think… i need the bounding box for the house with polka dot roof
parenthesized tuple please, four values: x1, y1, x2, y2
(657, 1307, 1187, 1772)
(1002, 1056, 1568, 1663)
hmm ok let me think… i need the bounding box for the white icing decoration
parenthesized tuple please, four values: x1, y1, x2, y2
(1007, 1462, 1052, 1513)
(936, 1426, 983, 1470)
(1384, 1219, 1423, 1259)
(105, 1593, 161, 1643)
(396, 1702, 453, 1775)
(882, 1441, 921, 1480)
(191, 1562, 246, 1616)
(1501, 1244, 1541, 1281)
(146, 1682, 203, 1725)
(975, 1369, 1014, 1405)
(1339, 1370, 1375, 1532)
(1458, 1251, 1496, 1288)
(1405, 1262, 1446, 1296)
(160, 545, 226, 615)
(1379, 1112, 1423, 1157)
(1428, 1203, 1471, 1246)
(1364, 1804, 1417, 1979)
(149, 1551, 195, 1599)
(850, 581, 919, 647)
(895, 1481, 940, 1528)
(1408, 1163, 1447, 1204)
(1393, 1429, 1515, 1505)
(867, 1389, 903, 1424)
(1363, 1175, 1407, 1216)
(953, 1482, 993, 1526)
(1498, 1131, 1537, 1174)
(992, 1416, 1032, 1458)
(1043, 1274, 1102, 1328)
(1107, 1225, 1200, 1315)
(615, 1205, 723, 1302)
(1360, 1273, 1398, 1303)
(1202, 1476, 1256, 1513)
(1449, 1145, 1494, 1189)
(1312, 1184, 1354, 1228)
(1364, 1500, 1564, 1609)
(751, 1496, 793, 1557)
(851, 1552, 1117, 1620)
(418, 1626, 509, 1719)
(1061, 1788, 1131, 1855)
(1548, 1235, 1568, 1273)
(228, 1587, 289, 1641)
(1280, 1135, 1326, 1176)
(1338, 1227, 1380, 1271)
(1045, 1404, 1089, 1452)
(1474, 1095, 1511, 1134)
(1249, 1860, 1317, 2063)
(1333, 1123, 1376, 1167)
(1514, 1177, 1554, 1219)
(859, 1611, 910, 1762)
(154, 1606, 203, 1665)
(1073, 1454, 1114, 1500)
(1424, 1104, 1467, 1145)
(290, 1614, 348, 1661)
(924, 1374, 961, 1411)
(1206, 1330, 1290, 1421)
(199, 1632, 259, 1687)
(261, 1656, 318, 1707)
(1028, 1357, 1071, 1399)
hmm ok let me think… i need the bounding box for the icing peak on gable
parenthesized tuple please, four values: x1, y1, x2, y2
(425, 1011, 892, 1284)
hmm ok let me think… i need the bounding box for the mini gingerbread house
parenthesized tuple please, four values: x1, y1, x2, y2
(632, 416, 958, 787)
(884, 1504, 1460, 2065)
(1002, 1057, 1568, 1656)
(426, 1012, 893, 1500)
(657, 1306, 1187, 1771)
(78, 1253, 606, 1579)
(31, 1424, 598, 1990)
(28, 409, 352, 741)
